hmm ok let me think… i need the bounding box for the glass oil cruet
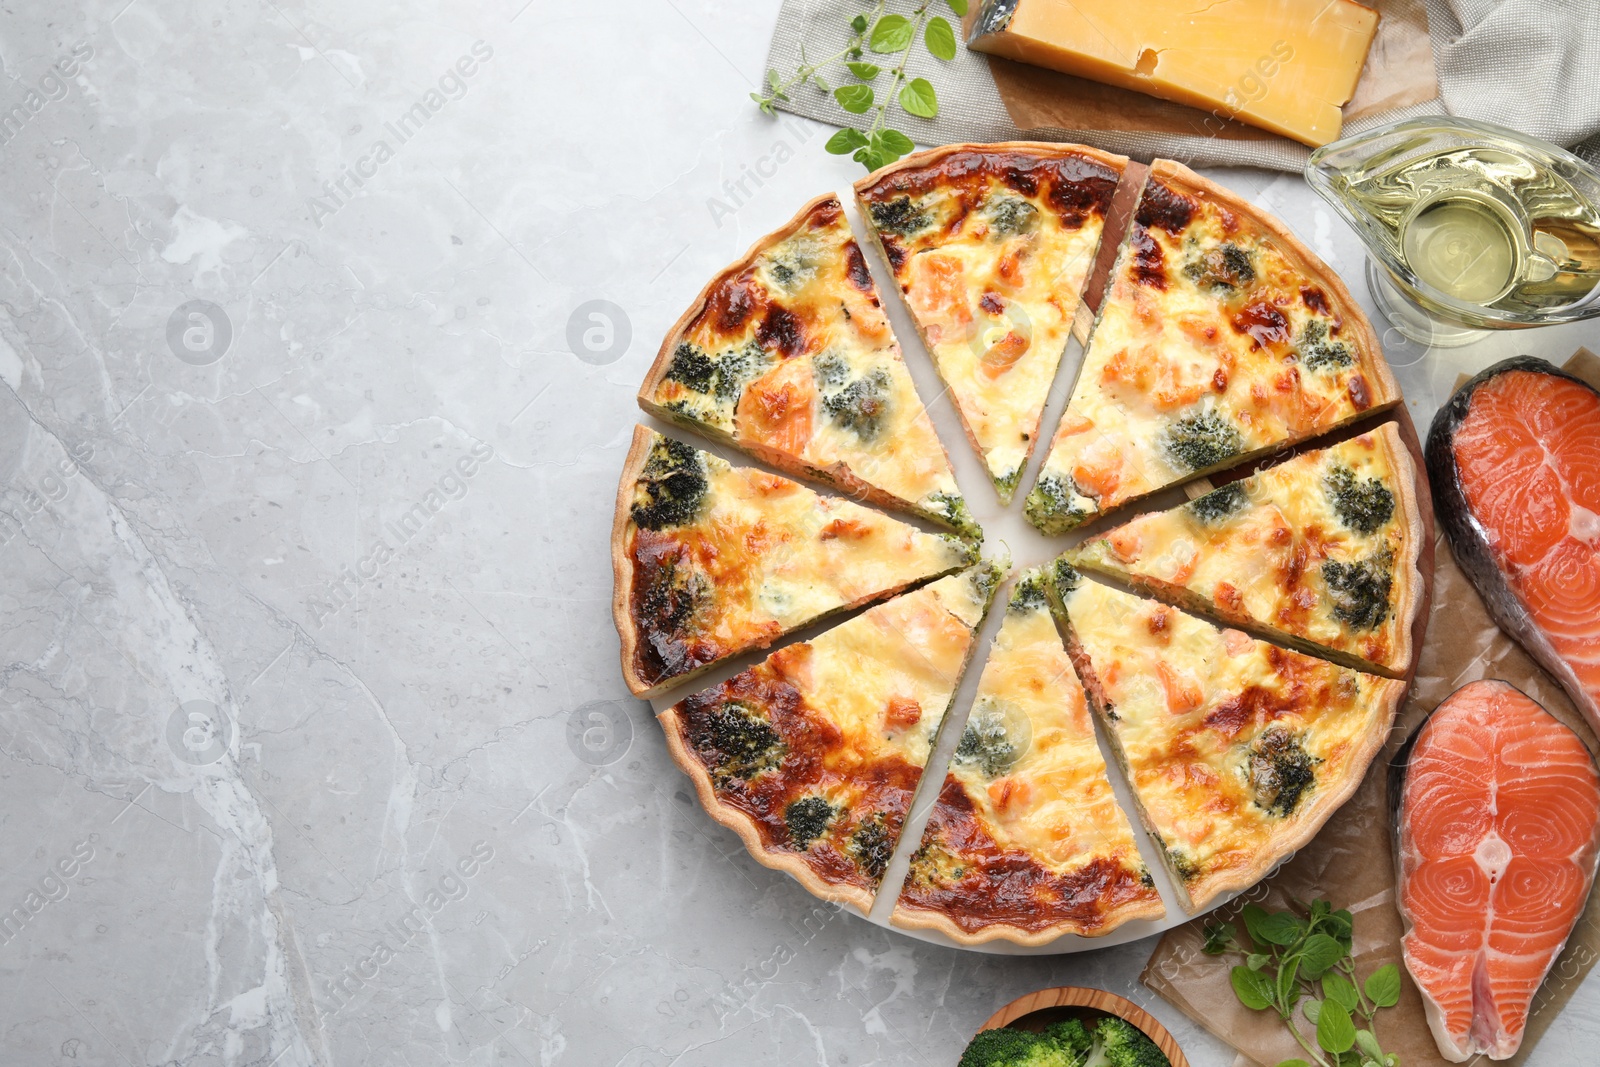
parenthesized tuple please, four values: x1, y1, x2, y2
(1307, 117, 1600, 346)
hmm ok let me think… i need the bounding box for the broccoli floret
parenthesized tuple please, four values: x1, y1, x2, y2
(954, 701, 1022, 777)
(637, 552, 707, 648)
(1025, 473, 1093, 533)
(784, 796, 835, 850)
(1097, 1017, 1171, 1067)
(1182, 243, 1255, 291)
(1321, 552, 1393, 629)
(631, 437, 708, 530)
(868, 196, 931, 236)
(985, 195, 1039, 237)
(696, 701, 786, 783)
(1296, 319, 1353, 372)
(664, 342, 716, 392)
(1009, 570, 1050, 615)
(1162, 411, 1243, 473)
(1050, 558, 1083, 596)
(1324, 465, 1395, 535)
(967, 560, 1005, 607)
(712, 342, 766, 403)
(928, 491, 981, 540)
(1043, 1020, 1094, 1061)
(812, 350, 850, 390)
(957, 1027, 1082, 1067)
(663, 340, 767, 403)
(820, 369, 892, 439)
(848, 814, 894, 881)
(1186, 481, 1248, 524)
(1248, 726, 1320, 817)
(1158, 836, 1199, 882)
(994, 466, 1023, 498)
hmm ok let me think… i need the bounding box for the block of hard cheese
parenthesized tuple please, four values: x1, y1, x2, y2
(967, 0, 1379, 147)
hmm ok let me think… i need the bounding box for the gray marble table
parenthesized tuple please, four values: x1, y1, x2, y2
(1, 2, 1596, 1064)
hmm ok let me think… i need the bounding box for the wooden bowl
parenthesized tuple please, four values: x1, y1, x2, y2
(976, 986, 1189, 1067)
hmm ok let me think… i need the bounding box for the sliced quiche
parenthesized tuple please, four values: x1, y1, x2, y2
(893, 568, 1164, 943)
(1045, 561, 1405, 912)
(1027, 160, 1398, 533)
(639, 194, 977, 537)
(613, 426, 976, 697)
(855, 143, 1125, 503)
(659, 564, 1003, 912)
(1069, 424, 1424, 677)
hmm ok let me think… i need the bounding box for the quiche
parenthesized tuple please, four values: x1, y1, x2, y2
(639, 194, 977, 537)
(1026, 159, 1398, 534)
(854, 143, 1125, 503)
(613, 426, 977, 697)
(1045, 561, 1405, 912)
(1069, 424, 1424, 677)
(893, 569, 1164, 943)
(659, 564, 1003, 912)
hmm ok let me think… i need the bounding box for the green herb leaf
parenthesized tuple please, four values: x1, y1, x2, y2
(813, 74, 830, 93)
(1276, 1061, 1313, 1067)
(925, 16, 958, 60)
(833, 84, 874, 114)
(947, 0, 970, 14)
(851, 13, 869, 33)
(1329, 909, 1355, 950)
(870, 14, 914, 53)
(1302, 998, 1322, 1025)
(1247, 953, 1271, 971)
(847, 61, 881, 79)
(1317, 999, 1357, 1055)
(1244, 905, 1306, 947)
(1365, 963, 1402, 1008)
(826, 128, 870, 154)
(900, 77, 938, 117)
(1298, 933, 1345, 979)
(1355, 1029, 1384, 1063)
(1231, 965, 1275, 1011)
(1202, 920, 1235, 955)
(854, 145, 886, 171)
(879, 128, 914, 155)
(1322, 973, 1360, 1012)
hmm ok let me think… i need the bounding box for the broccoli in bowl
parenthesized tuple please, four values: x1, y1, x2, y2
(958, 1014, 1171, 1067)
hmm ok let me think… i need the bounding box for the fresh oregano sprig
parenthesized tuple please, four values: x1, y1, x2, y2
(1202, 899, 1404, 1067)
(751, 1, 968, 171)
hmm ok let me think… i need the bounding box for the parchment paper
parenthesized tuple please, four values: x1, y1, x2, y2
(972, 0, 1439, 152)
(1142, 349, 1600, 1067)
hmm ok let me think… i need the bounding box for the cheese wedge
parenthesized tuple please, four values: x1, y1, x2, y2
(966, 0, 1379, 147)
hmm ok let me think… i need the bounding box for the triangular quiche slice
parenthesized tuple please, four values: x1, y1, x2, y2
(1069, 423, 1425, 678)
(854, 143, 1126, 503)
(659, 563, 1003, 912)
(639, 194, 977, 538)
(892, 568, 1164, 944)
(613, 426, 976, 697)
(1026, 159, 1400, 533)
(1044, 561, 1405, 912)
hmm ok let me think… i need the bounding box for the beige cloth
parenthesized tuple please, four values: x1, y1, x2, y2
(761, 0, 1600, 170)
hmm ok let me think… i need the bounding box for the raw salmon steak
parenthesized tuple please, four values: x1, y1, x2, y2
(1427, 357, 1600, 734)
(1395, 679, 1600, 1061)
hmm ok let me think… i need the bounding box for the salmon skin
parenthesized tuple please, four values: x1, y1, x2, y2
(1394, 680, 1600, 1061)
(1426, 357, 1600, 735)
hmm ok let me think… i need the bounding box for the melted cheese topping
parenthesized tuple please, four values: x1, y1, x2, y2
(1029, 172, 1391, 533)
(1072, 426, 1415, 674)
(644, 197, 970, 533)
(1055, 573, 1403, 910)
(625, 430, 973, 691)
(665, 566, 999, 897)
(895, 572, 1160, 937)
(857, 150, 1119, 500)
